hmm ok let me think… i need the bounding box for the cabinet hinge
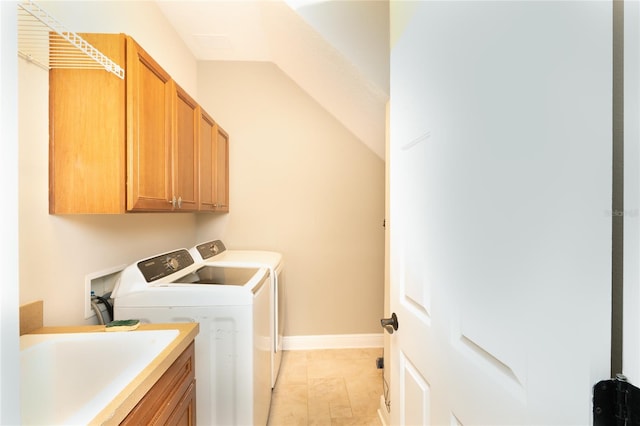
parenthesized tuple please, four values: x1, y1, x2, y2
(594, 374, 640, 426)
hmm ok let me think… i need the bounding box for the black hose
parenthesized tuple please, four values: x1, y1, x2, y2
(94, 295, 113, 322)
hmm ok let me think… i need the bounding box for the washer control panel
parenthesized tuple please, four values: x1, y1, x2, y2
(137, 249, 195, 282)
(195, 240, 227, 260)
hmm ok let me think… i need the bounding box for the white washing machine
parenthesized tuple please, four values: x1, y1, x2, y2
(111, 248, 272, 426)
(190, 240, 285, 388)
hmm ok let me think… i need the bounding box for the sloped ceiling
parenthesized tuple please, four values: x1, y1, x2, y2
(155, 0, 389, 159)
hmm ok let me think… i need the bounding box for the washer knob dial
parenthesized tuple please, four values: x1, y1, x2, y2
(165, 256, 180, 271)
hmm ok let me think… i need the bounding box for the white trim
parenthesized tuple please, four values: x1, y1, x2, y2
(624, 0, 640, 384)
(282, 333, 383, 350)
(1, 2, 21, 424)
(84, 264, 126, 319)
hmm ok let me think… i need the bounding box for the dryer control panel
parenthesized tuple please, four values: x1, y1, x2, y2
(195, 240, 227, 260)
(136, 249, 195, 282)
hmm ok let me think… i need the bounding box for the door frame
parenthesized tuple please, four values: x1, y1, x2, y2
(624, 0, 640, 384)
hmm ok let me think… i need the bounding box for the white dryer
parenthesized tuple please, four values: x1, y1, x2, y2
(111, 248, 272, 426)
(190, 240, 285, 388)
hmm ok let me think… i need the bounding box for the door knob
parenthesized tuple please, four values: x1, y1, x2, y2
(381, 312, 399, 334)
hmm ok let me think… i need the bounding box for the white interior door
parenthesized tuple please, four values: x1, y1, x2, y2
(389, 2, 612, 425)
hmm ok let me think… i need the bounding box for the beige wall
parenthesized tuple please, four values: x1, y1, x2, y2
(18, 1, 385, 336)
(197, 61, 385, 335)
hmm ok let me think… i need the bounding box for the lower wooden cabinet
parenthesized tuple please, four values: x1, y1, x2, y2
(121, 342, 196, 426)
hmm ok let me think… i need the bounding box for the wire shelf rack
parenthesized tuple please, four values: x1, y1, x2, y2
(17, 0, 124, 79)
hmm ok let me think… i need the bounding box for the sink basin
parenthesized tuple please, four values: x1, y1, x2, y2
(20, 329, 179, 425)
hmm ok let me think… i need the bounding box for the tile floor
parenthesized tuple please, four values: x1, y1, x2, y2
(267, 348, 384, 426)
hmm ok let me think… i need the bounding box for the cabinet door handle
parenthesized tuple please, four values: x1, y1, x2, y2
(170, 196, 177, 208)
(177, 196, 182, 209)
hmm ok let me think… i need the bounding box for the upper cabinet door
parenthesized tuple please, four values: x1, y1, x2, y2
(214, 126, 229, 212)
(198, 109, 217, 211)
(173, 83, 199, 211)
(198, 110, 229, 213)
(126, 36, 173, 212)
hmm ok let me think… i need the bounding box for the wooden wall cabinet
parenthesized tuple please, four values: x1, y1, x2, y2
(49, 33, 226, 214)
(121, 341, 196, 426)
(198, 110, 229, 212)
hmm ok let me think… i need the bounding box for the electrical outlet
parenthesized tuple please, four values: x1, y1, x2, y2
(376, 357, 384, 369)
(84, 264, 126, 319)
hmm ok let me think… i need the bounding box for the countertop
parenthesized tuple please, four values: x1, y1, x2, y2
(27, 322, 199, 425)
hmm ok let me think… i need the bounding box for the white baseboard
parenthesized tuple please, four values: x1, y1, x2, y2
(282, 333, 383, 350)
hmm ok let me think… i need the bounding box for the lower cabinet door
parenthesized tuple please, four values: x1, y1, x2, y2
(121, 342, 195, 425)
(167, 380, 196, 426)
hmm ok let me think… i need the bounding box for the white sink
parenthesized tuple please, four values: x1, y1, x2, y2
(20, 329, 179, 425)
